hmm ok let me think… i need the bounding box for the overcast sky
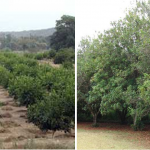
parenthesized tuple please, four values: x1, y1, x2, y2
(76, 0, 137, 47)
(0, 0, 75, 32)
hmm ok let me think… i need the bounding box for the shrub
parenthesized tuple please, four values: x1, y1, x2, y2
(48, 49, 56, 59)
(8, 76, 45, 106)
(131, 120, 145, 131)
(36, 65, 53, 79)
(39, 68, 75, 92)
(42, 51, 49, 58)
(24, 53, 35, 59)
(54, 52, 66, 64)
(54, 48, 75, 64)
(12, 64, 38, 77)
(34, 51, 50, 60)
(40, 73, 54, 91)
(0, 66, 11, 88)
(19, 57, 38, 67)
(0, 51, 75, 135)
(27, 91, 74, 133)
(3, 58, 18, 71)
(28, 68, 75, 133)
(34, 53, 44, 60)
(62, 61, 73, 69)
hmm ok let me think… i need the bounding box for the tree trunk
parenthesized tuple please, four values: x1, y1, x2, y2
(117, 108, 128, 124)
(120, 115, 126, 124)
(93, 114, 97, 125)
(133, 111, 137, 127)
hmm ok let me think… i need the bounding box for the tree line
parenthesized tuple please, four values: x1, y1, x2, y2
(0, 15, 75, 52)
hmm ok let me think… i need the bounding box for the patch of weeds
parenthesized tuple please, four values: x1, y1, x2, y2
(23, 139, 36, 149)
(0, 102, 4, 107)
(131, 120, 145, 131)
(0, 141, 3, 149)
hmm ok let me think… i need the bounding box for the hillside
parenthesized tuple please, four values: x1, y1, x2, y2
(0, 28, 56, 38)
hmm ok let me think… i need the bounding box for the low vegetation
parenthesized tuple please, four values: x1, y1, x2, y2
(24, 48, 75, 66)
(0, 51, 75, 135)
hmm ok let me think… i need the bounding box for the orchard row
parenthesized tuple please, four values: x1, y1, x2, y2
(0, 52, 75, 133)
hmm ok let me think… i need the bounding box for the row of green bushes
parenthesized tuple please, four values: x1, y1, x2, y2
(24, 48, 75, 64)
(24, 49, 56, 60)
(0, 52, 75, 133)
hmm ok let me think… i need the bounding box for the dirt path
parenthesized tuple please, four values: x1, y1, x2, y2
(0, 86, 75, 149)
(38, 59, 75, 69)
(38, 59, 61, 68)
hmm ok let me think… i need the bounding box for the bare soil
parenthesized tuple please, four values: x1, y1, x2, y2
(38, 59, 75, 69)
(0, 86, 75, 149)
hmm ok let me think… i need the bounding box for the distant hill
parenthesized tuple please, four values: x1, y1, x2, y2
(0, 28, 56, 38)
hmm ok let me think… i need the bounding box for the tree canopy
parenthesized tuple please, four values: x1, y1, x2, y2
(77, 1, 150, 130)
(50, 15, 75, 51)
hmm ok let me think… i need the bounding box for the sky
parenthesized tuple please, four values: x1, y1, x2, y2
(76, 0, 137, 47)
(0, 0, 75, 32)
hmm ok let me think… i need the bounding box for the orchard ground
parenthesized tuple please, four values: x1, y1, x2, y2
(38, 59, 75, 69)
(77, 122, 150, 149)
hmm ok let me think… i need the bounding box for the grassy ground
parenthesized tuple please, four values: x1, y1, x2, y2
(78, 122, 150, 149)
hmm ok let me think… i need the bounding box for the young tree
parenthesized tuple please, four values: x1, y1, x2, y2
(77, 37, 102, 126)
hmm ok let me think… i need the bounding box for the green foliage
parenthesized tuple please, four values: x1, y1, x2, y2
(54, 48, 75, 64)
(77, 1, 150, 129)
(48, 49, 56, 58)
(0, 102, 5, 107)
(62, 61, 74, 69)
(0, 51, 74, 133)
(0, 66, 11, 88)
(139, 74, 150, 104)
(24, 49, 73, 66)
(50, 15, 75, 51)
(27, 67, 75, 132)
(131, 120, 144, 131)
(31, 50, 56, 60)
(8, 76, 45, 106)
(24, 53, 36, 59)
(77, 37, 102, 125)
(39, 73, 54, 91)
(12, 64, 38, 77)
(27, 91, 74, 133)
(34, 53, 45, 60)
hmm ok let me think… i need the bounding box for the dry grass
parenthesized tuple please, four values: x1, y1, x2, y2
(78, 123, 150, 149)
(38, 59, 61, 68)
(38, 59, 75, 69)
(0, 139, 75, 150)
